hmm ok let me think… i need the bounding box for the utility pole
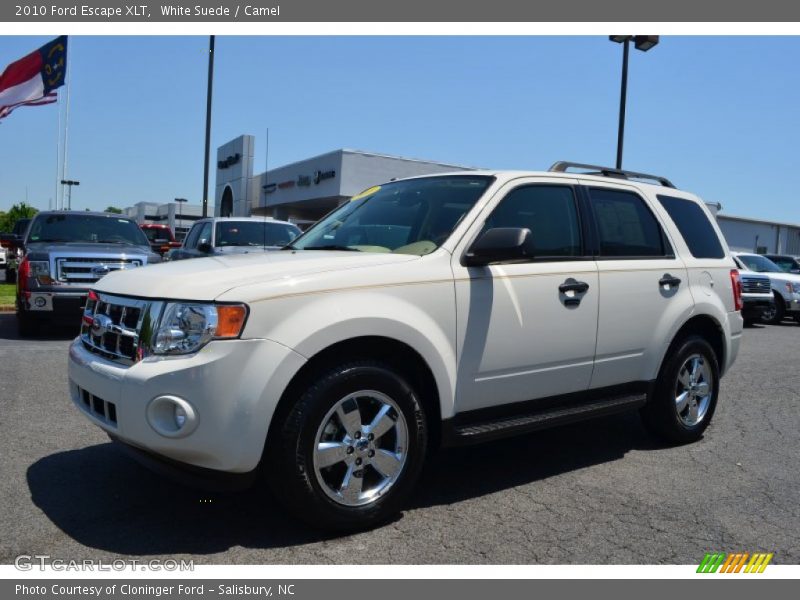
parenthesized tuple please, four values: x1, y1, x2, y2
(201, 35, 215, 218)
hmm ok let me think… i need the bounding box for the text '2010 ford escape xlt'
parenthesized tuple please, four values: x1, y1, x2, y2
(69, 162, 743, 530)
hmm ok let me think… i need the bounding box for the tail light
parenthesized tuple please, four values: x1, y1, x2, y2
(17, 257, 30, 294)
(730, 269, 743, 311)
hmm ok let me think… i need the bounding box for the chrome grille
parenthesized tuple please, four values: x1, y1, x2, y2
(741, 277, 771, 294)
(80, 293, 161, 365)
(56, 257, 142, 284)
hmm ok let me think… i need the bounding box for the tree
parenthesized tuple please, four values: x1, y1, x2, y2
(104, 206, 123, 214)
(0, 202, 38, 233)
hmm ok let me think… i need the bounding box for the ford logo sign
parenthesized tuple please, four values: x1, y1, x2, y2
(91, 314, 113, 337)
(92, 265, 111, 278)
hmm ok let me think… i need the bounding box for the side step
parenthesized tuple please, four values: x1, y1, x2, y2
(444, 393, 647, 446)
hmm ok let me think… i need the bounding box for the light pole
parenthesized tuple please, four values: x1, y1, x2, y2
(60, 179, 80, 210)
(609, 35, 659, 169)
(174, 197, 188, 240)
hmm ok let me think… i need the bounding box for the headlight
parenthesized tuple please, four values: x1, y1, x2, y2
(153, 302, 247, 355)
(28, 261, 50, 277)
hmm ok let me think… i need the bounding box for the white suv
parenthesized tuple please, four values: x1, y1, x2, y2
(69, 162, 743, 530)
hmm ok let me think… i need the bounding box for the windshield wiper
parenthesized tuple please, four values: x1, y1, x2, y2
(302, 245, 361, 252)
(95, 239, 138, 245)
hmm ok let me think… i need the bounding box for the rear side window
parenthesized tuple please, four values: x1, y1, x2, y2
(482, 185, 582, 258)
(657, 195, 725, 259)
(588, 188, 670, 257)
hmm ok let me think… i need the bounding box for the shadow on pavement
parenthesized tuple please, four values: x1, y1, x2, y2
(0, 313, 80, 341)
(28, 411, 659, 555)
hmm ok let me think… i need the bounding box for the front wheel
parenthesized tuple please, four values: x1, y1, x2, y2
(761, 293, 784, 324)
(266, 360, 428, 531)
(641, 335, 720, 444)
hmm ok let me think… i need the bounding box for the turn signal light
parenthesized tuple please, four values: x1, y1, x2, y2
(215, 305, 248, 338)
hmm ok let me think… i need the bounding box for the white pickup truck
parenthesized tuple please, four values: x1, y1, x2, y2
(69, 163, 743, 530)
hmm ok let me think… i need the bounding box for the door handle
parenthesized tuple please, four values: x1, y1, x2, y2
(559, 279, 590, 294)
(659, 274, 682, 288)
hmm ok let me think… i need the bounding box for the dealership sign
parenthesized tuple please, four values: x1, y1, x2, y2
(217, 153, 241, 169)
(314, 169, 336, 184)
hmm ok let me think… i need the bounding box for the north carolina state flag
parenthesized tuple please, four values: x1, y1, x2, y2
(0, 36, 67, 120)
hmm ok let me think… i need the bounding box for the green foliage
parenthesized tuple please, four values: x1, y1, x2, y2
(0, 203, 38, 233)
(104, 206, 123, 214)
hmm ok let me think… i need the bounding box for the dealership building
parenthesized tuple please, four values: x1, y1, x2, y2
(214, 134, 800, 252)
(123, 200, 204, 241)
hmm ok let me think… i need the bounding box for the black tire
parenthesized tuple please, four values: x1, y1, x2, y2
(794, 313, 800, 325)
(761, 293, 785, 325)
(641, 335, 720, 445)
(16, 309, 38, 337)
(266, 359, 428, 531)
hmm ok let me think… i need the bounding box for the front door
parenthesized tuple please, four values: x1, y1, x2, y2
(452, 178, 599, 413)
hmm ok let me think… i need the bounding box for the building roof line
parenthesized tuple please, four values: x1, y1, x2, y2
(717, 213, 800, 230)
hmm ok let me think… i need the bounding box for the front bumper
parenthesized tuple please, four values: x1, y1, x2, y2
(19, 290, 88, 320)
(783, 293, 800, 314)
(68, 336, 306, 474)
(741, 295, 774, 320)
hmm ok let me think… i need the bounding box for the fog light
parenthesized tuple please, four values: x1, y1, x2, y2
(34, 296, 46, 307)
(146, 395, 198, 438)
(174, 405, 187, 428)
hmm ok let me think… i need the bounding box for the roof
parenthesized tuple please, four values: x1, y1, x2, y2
(716, 213, 800, 230)
(35, 210, 137, 219)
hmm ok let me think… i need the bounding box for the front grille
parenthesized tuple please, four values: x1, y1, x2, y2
(741, 278, 771, 294)
(81, 293, 155, 365)
(78, 386, 117, 426)
(56, 256, 142, 284)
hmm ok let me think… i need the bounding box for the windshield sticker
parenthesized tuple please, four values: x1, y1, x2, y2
(350, 186, 381, 202)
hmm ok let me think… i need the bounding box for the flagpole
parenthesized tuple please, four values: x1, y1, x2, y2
(61, 45, 72, 211)
(56, 94, 61, 210)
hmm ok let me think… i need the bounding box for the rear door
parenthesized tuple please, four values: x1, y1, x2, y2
(585, 183, 694, 389)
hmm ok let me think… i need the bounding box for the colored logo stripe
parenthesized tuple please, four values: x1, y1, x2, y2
(697, 552, 773, 573)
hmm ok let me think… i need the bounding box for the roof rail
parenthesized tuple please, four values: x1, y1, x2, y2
(548, 161, 676, 189)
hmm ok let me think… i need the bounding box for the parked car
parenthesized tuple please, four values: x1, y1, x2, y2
(0, 245, 6, 271)
(732, 252, 800, 324)
(1, 217, 32, 284)
(763, 254, 800, 275)
(69, 163, 743, 530)
(140, 223, 182, 256)
(737, 271, 774, 325)
(167, 217, 301, 261)
(16, 211, 160, 336)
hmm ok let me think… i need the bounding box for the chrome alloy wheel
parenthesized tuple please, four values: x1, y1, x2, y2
(313, 390, 408, 507)
(675, 354, 713, 427)
(761, 304, 777, 322)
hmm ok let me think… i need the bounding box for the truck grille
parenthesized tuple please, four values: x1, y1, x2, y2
(76, 385, 118, 426)
(80, 293, 159, 365)
(56, 257, 142, 284)
(741, 277, 771, 294)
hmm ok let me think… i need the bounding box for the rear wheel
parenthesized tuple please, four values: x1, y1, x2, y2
(641, 335, 719, 444)
(266, 360, 428, 531)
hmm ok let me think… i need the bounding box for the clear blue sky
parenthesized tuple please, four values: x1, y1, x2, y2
(0, 35, 798, 222)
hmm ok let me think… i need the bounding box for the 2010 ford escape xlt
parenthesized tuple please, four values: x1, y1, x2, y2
(69, 163, 743, 530)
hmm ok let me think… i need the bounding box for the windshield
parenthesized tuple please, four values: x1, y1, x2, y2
(290, 175, 494, 255)
(738, 254, 782, 273)
(215, 221, 301, 247)
(27, 214, 150, 246)
(142, 227, 172, 242)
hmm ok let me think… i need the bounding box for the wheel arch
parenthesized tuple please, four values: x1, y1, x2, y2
(660, 313, 726, 379)
(266, 335, 445, 455)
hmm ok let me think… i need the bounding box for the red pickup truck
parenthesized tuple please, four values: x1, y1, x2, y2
(139, 224, 182, 256)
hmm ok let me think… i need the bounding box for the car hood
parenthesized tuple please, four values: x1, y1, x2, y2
(92, 250, 420, 301)
(24, 242, 153, 259)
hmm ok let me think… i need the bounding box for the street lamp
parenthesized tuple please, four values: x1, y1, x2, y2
(60, 179, 80, 210)
(174, 197, 188, 240)
(609, 35, 660, 169)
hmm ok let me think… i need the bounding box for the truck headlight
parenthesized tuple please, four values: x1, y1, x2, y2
(153, 302, 247, 355)
(28, 261, 50, 277)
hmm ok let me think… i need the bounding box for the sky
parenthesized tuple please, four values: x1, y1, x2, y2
(0, 35, 798, 223)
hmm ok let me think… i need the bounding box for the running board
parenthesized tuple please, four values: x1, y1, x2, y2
(443, 393, 648, 446)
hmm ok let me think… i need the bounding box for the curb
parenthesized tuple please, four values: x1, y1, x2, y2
(0, 306, 15, 313)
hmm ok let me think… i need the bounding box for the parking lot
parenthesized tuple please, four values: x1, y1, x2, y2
(1, 272, 799, 564)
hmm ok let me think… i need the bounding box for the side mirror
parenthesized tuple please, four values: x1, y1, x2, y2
(197, 241, 213, 253)
(464, 227, 532, 267)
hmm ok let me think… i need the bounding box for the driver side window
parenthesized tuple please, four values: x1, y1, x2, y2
(481, 185, 582, 259)
(194, 222, 213, 249)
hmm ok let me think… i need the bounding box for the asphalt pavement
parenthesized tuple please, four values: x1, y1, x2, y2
(0, 288, 798, 564)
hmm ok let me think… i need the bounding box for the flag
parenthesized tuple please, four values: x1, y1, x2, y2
(0, 36, 67, 120)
